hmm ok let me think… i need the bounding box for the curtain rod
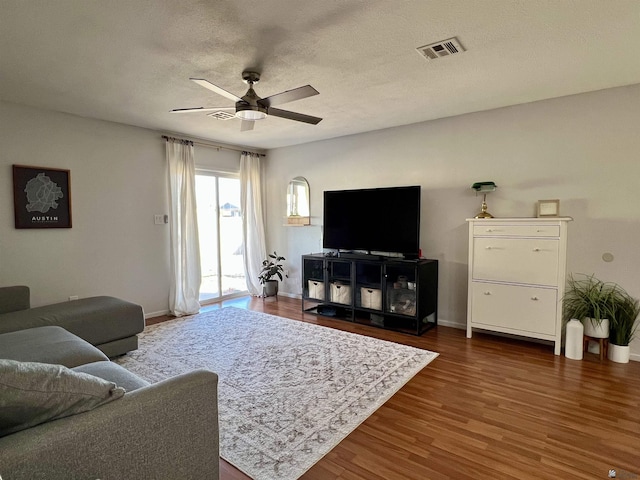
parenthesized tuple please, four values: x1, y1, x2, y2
(162, 135, 265, 157)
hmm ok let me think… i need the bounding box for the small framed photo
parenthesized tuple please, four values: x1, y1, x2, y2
(13, 165, 72, 229)
(537, 199, 560, 217)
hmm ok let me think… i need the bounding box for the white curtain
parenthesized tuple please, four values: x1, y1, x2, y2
(166, 137, 201, 316)
(240, 151, 267, 296)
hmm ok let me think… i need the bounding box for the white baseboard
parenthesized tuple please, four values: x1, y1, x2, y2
(145, 309, 169, 319)
(436, 318, 465, 329)
(278, 291, 301, 300)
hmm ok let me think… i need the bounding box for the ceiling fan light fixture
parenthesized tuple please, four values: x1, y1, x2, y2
(235, 104, 267, 121)
(174, 73, 322, 129)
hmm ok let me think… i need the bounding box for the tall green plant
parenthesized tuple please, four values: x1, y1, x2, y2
(562, 274, 618, 326)
(607, 292, 640, 346)
(563, 273, 639, 346)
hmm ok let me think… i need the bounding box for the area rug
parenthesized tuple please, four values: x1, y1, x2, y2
(115, 307, 438, 480)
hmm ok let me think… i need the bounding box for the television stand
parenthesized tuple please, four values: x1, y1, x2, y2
(301, 253, 438, 336)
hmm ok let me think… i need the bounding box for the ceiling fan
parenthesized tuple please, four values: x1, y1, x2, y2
(171, 71, 322, 131)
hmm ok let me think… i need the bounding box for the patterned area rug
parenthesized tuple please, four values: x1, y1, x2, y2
(115, 307, 438, 480)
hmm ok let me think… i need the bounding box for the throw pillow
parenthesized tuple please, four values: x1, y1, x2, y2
(0, 359, 125, 437)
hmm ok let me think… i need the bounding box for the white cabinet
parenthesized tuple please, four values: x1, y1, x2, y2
(466, 217, 571, 355)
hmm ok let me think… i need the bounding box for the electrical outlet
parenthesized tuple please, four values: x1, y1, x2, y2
(154, 214, 164, 225)
(69, 295, 79, 301)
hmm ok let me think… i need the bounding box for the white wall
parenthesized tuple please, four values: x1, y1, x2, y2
(0, 101, 171, 316)
(3, 84, 639, 357)
(0, 101, 242, 318)
(264, 84, 640, 358)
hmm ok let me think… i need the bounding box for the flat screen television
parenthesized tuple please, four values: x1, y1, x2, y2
(322, 186, 421, 258)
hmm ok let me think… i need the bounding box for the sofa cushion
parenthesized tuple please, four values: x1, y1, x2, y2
(0, 326, 108, 367)
(0, 285, 30, 314)
(73, 361, 150, 392)
(0, 296, 145, 346)
(0, 359, 125, 438)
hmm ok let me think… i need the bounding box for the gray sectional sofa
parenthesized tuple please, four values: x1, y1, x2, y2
(0, 286, 145, 357)
(0, 286, 220, 480)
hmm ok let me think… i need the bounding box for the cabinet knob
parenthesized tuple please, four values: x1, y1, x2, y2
(485, 246, 492, 250)
(533, 248, 540, 252)
(484, 291, 491, 295)
(531, 296, 539, 301)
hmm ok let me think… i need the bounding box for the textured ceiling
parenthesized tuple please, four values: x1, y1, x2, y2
(2, 0, 640, 149)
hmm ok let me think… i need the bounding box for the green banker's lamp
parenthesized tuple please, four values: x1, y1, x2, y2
(471, 181, 497, 218)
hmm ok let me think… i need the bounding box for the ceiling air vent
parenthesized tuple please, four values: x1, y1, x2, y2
(207, 111, 235, 120)
(416, 37, 465, 60)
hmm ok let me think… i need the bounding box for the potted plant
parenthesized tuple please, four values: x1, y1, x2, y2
(563, 274, 617, 338)
(258, 252, 287, 297)
(607, 290, 640, 363)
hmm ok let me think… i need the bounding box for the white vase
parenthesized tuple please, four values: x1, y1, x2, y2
(582, 317, 609, 338)
(608, 343, 630, 363)
(565, 319, 584, 360)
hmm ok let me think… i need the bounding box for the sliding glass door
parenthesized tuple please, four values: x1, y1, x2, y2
(195, 172, 246, 303)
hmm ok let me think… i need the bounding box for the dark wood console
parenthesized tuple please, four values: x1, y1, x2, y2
(301, 254, 438, 335)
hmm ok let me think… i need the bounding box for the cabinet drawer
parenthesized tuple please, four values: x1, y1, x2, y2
(473, 224, 560, 237)
(473, 237, 559, 286)
(471, 282, 557, 335)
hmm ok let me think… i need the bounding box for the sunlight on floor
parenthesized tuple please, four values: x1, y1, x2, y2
(200, 296, 252, 313)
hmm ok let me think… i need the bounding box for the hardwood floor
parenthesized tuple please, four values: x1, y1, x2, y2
(149, 296, 640, 479)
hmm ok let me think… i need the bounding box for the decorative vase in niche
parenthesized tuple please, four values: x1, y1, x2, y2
(582, 317, 609, 339)
(608, 343, 630, 364)
(565, 319, 584, 360)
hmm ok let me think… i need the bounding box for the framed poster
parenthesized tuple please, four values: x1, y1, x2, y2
(13, 165, 72, 229)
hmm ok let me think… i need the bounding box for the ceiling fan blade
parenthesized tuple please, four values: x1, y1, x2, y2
(258, 85, 319, 108)
(268, 108, 322, 125)
(170, 107, 235, 113)
(190, 78, 242, 102)
(240, 120, 255, 132)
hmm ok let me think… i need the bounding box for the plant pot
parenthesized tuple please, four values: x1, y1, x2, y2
(608, 343, 630, 363)
(263, 280, 279, 297)
(582, 317, 609, 338)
